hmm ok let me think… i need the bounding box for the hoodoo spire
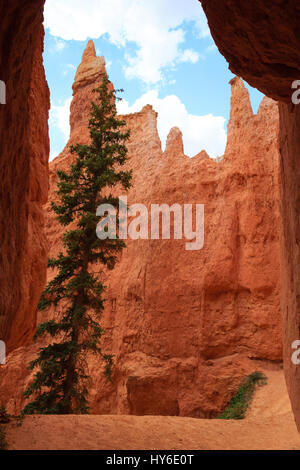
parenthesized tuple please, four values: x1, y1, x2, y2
(81, 39, 97, 63)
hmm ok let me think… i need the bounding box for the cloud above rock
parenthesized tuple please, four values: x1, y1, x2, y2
(117, 91, 227, 158)
(44, 0, 210, 83)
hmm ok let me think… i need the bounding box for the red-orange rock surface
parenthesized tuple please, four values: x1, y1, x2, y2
(279, 104, 300, 430)
(0, 0, 299, 436)
(0, 43, 282, 418)
(0, 1, 49, 352)
(199, 0, 300, 433)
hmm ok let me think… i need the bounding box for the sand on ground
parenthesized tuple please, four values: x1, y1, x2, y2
(5, 369, 300, 450)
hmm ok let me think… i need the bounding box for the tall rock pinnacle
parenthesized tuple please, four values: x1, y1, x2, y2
(73, 39, 106, 91)
(228, 76, 253, 132)
(225, 76, 278, 166)
(164, 127, 184, 158)
(70, 40, 108, 143)
(82, 39, 97, 62)
(225, 76, 255, 156)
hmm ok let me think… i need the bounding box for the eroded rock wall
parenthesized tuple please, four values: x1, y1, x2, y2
(200, 0, 300, 433)
(0, 0, 298, 427)
(0, 44, 281, 418)
(279, 103, 300, 429)
(0, 1, 49, 352)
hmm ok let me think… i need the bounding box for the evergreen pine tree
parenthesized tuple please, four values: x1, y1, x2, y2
(22, 76, 132, 415)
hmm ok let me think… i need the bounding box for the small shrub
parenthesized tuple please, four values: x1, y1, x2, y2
(0, 426, 8, 450)
(0, 406, 10, 424)
(217, 371, 267, 420)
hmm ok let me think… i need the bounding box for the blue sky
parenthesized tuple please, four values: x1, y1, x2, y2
(44, 0, 264, 161)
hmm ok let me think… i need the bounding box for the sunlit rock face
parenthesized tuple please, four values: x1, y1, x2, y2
(199, 0, 300, 433)
(0, 0, 298, 432)
(0, 0, 49, 353)
(0, 43, 281, 418)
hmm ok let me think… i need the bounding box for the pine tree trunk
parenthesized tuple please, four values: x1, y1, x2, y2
(62, 198, 96, 414)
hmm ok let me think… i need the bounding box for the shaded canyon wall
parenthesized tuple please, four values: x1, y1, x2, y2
(200, 0, 300, 431)
(0, 0, 49, 353)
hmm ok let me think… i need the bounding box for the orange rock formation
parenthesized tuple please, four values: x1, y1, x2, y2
(199, 0, 300, 430)
(0, 0, 49, 353)
(0, 42, 282, 418)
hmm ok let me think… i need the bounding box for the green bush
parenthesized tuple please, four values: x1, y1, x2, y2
(0, 405, 10, 424)
(0, 426, 8, 450)
(217, 371, 267, 420)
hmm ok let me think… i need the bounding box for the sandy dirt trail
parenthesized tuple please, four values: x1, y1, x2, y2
(5, 369, 300, 450)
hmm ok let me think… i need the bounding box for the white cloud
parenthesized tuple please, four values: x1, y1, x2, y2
(54, 37, 67, 52)
(117, 91, 226, 158)
(179, 49, 201, 64)
(49, 97, 72, 142)
(50, 151, 59, 162)
(47, 92, 226, 161)
(62, 63, 76, 76)
(44, 0, 210, 83)
(206, 44, 218, 53)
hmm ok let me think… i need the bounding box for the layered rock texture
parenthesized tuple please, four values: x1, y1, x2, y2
(0, 43, 282, 418)
(279, 104, 300, 429)
(0, 0, 49, 352)
(199, 0, 300, 433)
(0, 0, 299, 436)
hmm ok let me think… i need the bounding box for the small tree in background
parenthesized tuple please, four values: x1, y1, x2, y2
(22, 76, 132, 415)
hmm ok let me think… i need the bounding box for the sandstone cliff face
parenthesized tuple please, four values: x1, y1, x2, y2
(199, 0, 300, 432)
(0, 1, 49, 352)
(0, 0, 298, 433)
(0, 43, 281, 418)
(279, 104, 300, 429)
